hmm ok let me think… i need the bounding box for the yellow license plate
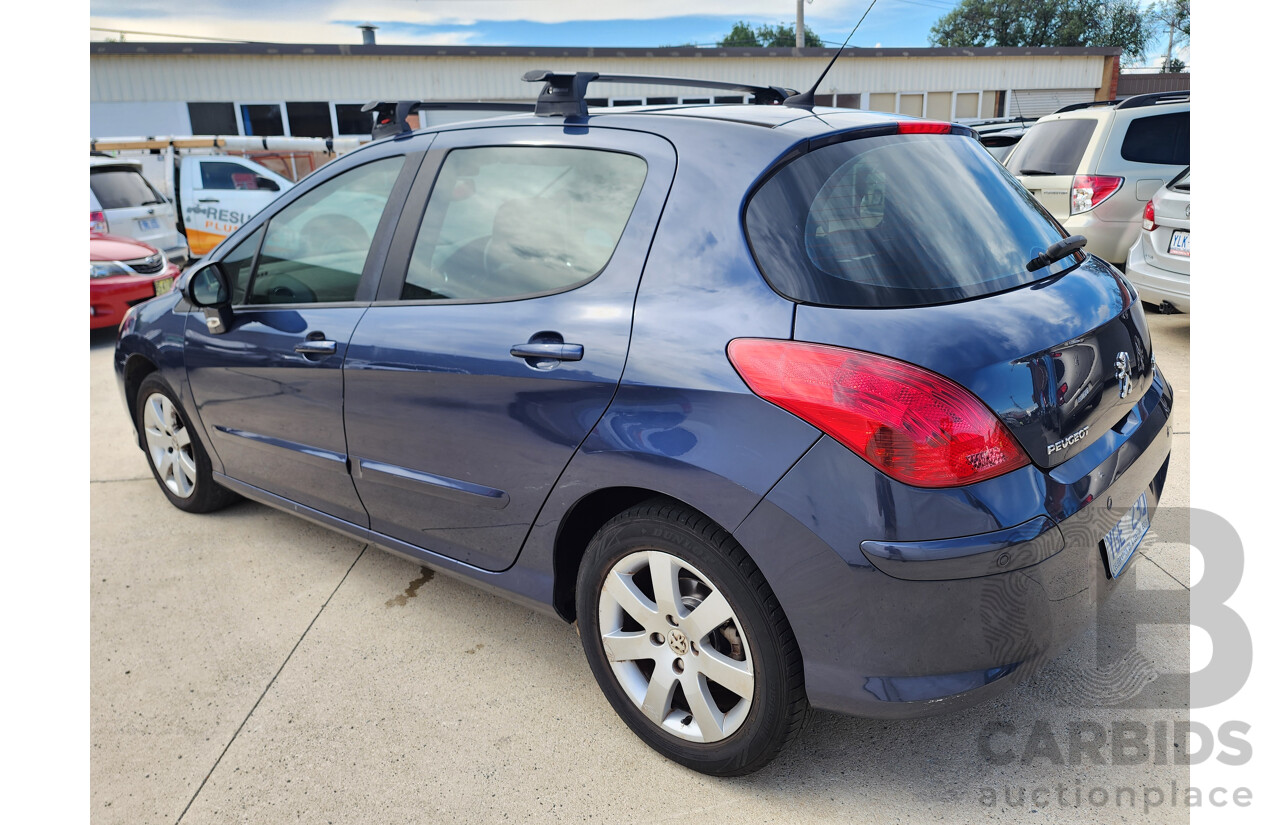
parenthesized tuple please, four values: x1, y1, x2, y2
(154, 277, 174, 296)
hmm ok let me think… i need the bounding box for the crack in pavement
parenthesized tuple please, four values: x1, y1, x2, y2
(173, 544, 368, 824)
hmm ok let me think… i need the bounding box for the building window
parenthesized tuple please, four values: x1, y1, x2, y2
(286, 102, 334, 138)
(241, 104, 284, 136)
(188, 102, 237, 135)
(335, 103, 372, 136)
(714, 95, 746, 104)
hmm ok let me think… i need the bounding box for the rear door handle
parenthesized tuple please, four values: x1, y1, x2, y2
(198, 198, 220, 203)
(509, 342, 584, 362)
(295, 340, 337, 355)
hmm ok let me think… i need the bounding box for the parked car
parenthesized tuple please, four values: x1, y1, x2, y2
(1126, 167, 1190, 312)
(114, 80, 1172, 776)
(90, 233, 180, 329)
(1004, 92, 1189, 269)
(90, 157, 190, 266)
(967, 116, 1034, 162)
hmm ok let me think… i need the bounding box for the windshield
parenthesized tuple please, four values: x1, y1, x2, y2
(745, 133, 1074, 309)
(1004, 119, 1097, 176)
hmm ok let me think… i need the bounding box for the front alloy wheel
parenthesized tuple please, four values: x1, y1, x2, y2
(142, 392, 197, 498)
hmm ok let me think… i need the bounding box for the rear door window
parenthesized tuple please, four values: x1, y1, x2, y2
(745, 133, 1072, 308)
(90, 167, 165, 209)
(1120, 112, 1190, 165)
(1004, 119, 1097, 176)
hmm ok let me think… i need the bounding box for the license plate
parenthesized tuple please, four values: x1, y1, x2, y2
(1168, 230, 1190, 257)
(137, 217, 160, 231)
(154, 277, 173, 296)
(1103, 492, 1150, 577)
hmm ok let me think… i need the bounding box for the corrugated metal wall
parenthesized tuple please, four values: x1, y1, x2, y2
(1004, 88, 1097, 118)
(91, 54, 1108, 104)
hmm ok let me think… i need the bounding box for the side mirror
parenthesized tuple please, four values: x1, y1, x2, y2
(255, 176, 281, 192)
(182, 262, 233, 335)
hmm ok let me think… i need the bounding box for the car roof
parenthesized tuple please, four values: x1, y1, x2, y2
(90, 155, 144, 169)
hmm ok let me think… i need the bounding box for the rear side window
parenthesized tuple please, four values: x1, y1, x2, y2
(1004, 119, 1097, 176)
(401, 146, 647, 302)
(1121, 112, 1190, 165)
(745, 134, 1071, 309)
(90, 167, 165, 209)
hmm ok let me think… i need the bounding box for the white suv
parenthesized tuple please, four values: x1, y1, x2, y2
(1004, 92, 1189, 268)
(90, 156, 189, 266)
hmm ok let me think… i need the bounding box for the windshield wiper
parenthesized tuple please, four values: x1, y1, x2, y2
(1015, 168, 1061, 176)
(1026, 235, 1087, 272)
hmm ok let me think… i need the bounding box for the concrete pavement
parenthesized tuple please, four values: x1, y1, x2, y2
(90, 312, 1192, 824)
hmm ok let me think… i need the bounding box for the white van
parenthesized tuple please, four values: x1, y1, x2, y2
(90, 157, 190, 265)
(139, 153, 294, 258)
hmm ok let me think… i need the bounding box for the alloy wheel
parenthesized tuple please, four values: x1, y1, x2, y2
(597, 550, 755, 743)
(142, 392, 197, 499)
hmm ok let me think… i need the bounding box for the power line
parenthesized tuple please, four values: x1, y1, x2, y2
(90, 26, 257, 43)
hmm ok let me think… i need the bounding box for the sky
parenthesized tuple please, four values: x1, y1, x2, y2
(86, 0, 1004, 52)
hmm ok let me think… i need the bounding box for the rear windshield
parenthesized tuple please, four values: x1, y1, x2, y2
(745, 133, 1072, 309)
(1004, 119, 1097, 176)
(90, 166, 165, 209)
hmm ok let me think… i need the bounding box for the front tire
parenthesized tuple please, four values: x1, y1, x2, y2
(576, 499, 808, 776)
(136, 373, 238, 514)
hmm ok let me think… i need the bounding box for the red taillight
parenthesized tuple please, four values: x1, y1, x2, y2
(91, 210, 108, 233)
(1142, 199, 1157, 232)
(727, 339, 1030, 488)
(1070, 175, 1124, 215)
(896, 120, 952, 135)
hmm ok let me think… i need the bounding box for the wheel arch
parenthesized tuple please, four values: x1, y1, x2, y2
(123, 353, 160, 448)
(551, 486, 737, 623)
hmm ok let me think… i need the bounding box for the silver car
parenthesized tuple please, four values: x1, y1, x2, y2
(90, 156, 189, 266)
(1126, 167, 1190, 312)
(1004, 92, 1189, 268)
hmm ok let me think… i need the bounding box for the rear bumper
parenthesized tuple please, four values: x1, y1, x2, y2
(1062, 211, 1140, 266)
(734, 369, 1173, 718)
(1126, 241, 1190, 311)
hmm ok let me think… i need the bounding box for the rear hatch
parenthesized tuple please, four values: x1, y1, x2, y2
(744, 128, 1153, 470)
(1140, 168, 1191, 276)
(89, 163, 180, 252)
(1005, 117, 1100, 221)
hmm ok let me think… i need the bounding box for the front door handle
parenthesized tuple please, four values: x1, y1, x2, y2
(509, 342, 584, 362)
(295, 340, 337, 355)
(198, 198, 220, 203)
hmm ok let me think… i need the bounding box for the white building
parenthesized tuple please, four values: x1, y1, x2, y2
(90, 42, 1121, 138)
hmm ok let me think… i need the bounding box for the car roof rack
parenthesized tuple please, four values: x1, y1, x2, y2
(1054, 99, 1121, 114)
(1114, 91, 1190, 109)
(1054, 91, 1189, 115)
(523, 71, 796, 117)
(363, 71, 798, 137)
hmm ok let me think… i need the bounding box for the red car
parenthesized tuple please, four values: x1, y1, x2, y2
(90, 233, 180, 329)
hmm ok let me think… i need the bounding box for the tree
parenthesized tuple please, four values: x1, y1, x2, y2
(1163, 56, 1186, 73)
(929, 0, 1152, 61)
(717, 21, 823, 48)
(1147, 0, 1190, 69)
(718, 21, 762, 47)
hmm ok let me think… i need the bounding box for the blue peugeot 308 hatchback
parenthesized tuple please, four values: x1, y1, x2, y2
(115, 79, 1172, 776)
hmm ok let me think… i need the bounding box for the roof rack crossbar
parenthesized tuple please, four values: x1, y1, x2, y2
(362, 99, 535, 138)
(522, 70, 795, 115)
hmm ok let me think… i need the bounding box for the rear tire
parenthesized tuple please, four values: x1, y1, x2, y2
(136, 373, 239, 514)
(576, 498, 808, 776)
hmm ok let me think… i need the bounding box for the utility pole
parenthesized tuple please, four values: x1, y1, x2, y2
(797, 0, 805, 48)
(1165, 17, 1175, 71)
